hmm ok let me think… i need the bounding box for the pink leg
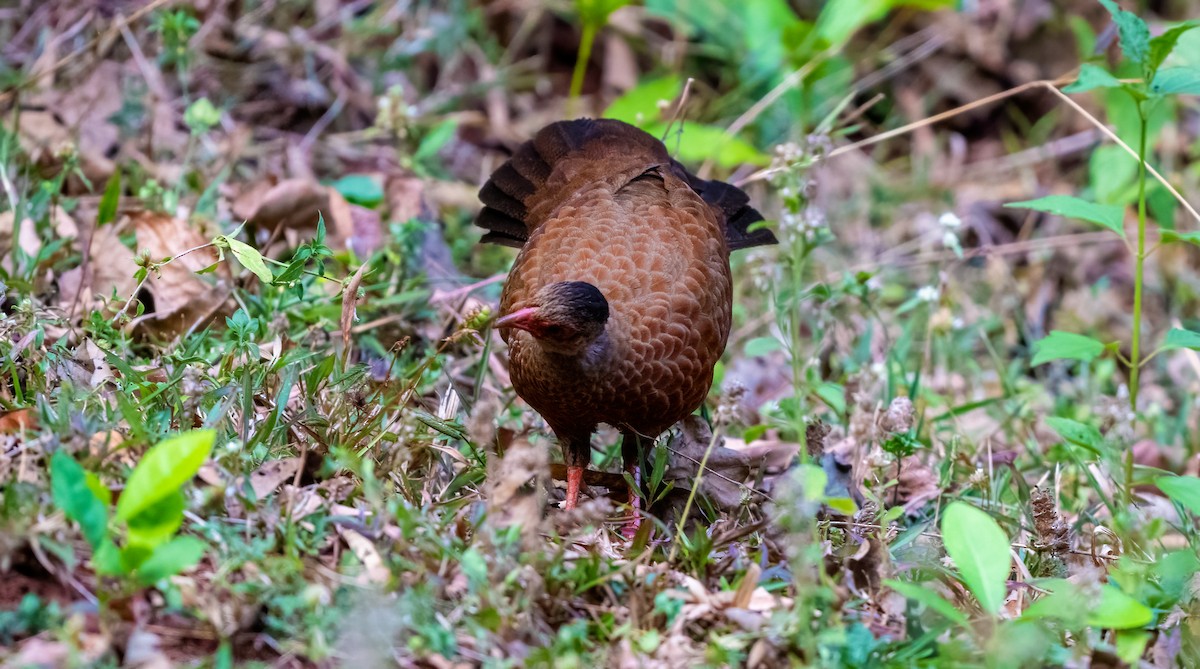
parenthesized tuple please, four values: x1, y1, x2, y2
(622, 462, 642, 538)
(564, 465, 584, 510)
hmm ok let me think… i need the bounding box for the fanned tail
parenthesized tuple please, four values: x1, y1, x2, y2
(475, 118, 776, 251)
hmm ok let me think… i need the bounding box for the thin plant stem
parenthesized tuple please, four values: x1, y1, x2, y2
(568, 23, 597, 115)
(1129, 111, 1148, 414)
(1125, 109, 1150, 507)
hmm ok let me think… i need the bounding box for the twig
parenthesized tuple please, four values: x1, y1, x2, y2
(112, 240, 216, 323)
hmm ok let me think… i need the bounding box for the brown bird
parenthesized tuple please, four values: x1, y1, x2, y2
(476, 119, 775, 527)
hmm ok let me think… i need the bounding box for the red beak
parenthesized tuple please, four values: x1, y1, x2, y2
(493, 306, 541, 332)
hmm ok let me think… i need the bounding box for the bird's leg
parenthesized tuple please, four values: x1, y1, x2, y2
(564, 465, 583, 510)
(620, 432, 652, 538)
(559, 431, 593, 510)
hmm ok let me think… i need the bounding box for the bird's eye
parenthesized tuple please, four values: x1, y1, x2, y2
(542, 324, 564, 337)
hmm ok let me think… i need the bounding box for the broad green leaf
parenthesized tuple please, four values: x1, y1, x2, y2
(1099, 0, 1150, 69)
(885, 579, 970, 627)
(1151, 67, 1200, 95)
(1156, 475, 1200, 515)
(330, 174, 384, 208)
(1045, 417, 1106, 453)
(414, 118, 459, 165)
(645, 122, 770, 167)
(1116, 630, 1152, 666)
(92, 538, 124, 576)
(815, 382, 846, 415)
(1023, 578, 1153, 629)
(50, 452, 109, 549)
(1148, 22, 1199, 73)
(795, 463, 828, 504)
(941, 501, 1010, 615)
(459, 548, 488, 591)
(1162, 328, 1200, 351)
(115, 429, 216, 522)
(1005, 195, 1125, 238)
(1031, 331, 1107, 366)
(604, 76, 683, 126)
(97, 171, 121, 227)
(743, 336, 781, 357)
(1090, 586, 1155, 629)
(826, 496, 858, 515)
(224, 238, 273, 284)
(135, 535, 207, 585)
(1160, 229, 1200, 246)
(84, 470, 112, 506)
(575, 0, 630, 26)
(1064, 63, 1124, 93)
(815, 0, 890, 48)
(126, 489, 186, 550)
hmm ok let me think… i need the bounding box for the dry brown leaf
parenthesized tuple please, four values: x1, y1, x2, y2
(131, 211, 230, 338)
(232, 178, 330, 232)
(895, 456, 940, 513)
(57, 225, 138, 316)
(485, 435, 547, 549)
(0, 409, 38, 434)
(340, 263, 369, 349)
(338, 527, 390, 586)
(655, 416, 763, 519)
(246, 457, 303, 499)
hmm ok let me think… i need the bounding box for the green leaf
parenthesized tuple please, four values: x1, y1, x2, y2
(184, 97, 221, 133)
(1005, 195, 1125, 238)
(414, 118, 459, 165)
(941, 501, 1010, 615)
(330, 174, 384, 208)
(885, 579, 970, 627)
(125, 489, 186, 550)
(795, 463, 828, 504)
(1023, 578, 1153, 629)
(644, 122, 770, 168)
(1156, 475, 1200, 515)
(1099, 0, 1151, 69)
(1045, 417, 1106, 454)
(1160, 229, 1200, 246)
(1064, 63, 1124, 93)
(1087, 585, 1156, 629)
(115, 429, 216, 523)
(97, 171, 121, 227)
(1151, 67, 1200, 95)
(224, 238, 273, 284)
(1148, 22, 1199, 73)
(50, 452, 109, 549)
(1031, 330, 1108, 366)
(1162, 328, 1200, 351)
(815, 0, 891, 49)
(135, 535, 207, 585)
(604, 76, 683, 126)
(743, 336, 781, 357)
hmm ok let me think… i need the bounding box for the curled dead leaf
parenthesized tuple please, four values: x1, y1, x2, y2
(131, 211, 231, 338)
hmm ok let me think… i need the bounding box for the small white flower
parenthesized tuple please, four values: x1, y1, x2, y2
(938, 212, 962, 228)
(917, 285, 940, 303)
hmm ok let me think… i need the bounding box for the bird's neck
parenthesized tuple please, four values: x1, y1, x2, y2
(532, 329, 614, 372)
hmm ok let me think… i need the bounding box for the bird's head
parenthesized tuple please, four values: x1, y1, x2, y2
(493, 281, 609, 354)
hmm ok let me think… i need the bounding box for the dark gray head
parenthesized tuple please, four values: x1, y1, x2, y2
(494, 281, 609, 354)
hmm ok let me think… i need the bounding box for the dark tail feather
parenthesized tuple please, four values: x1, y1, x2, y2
(476, 119, 601, 247)
(669, 160, 777, 250)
